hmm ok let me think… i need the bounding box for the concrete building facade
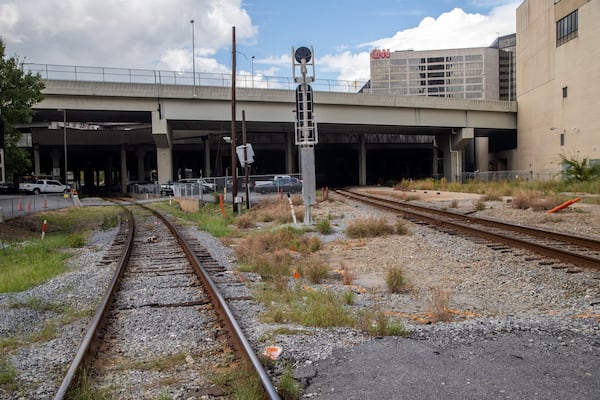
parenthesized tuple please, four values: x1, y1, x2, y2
(369, 47, 500, 100)
(516, 0, 599, 175)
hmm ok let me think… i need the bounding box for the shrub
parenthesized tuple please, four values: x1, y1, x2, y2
(385, 265, 409, 293)
(315, 218, 332, 234)
(345, 216, 395, 239)
(235, 213, 255, 229)
(300, 257, 329, 284)
(474, 200, 486, 211)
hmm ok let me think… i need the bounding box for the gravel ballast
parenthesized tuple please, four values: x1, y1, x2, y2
(1, 191, 599, 399)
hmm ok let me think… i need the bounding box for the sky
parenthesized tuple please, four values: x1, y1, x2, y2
(0, 0, 521, 84)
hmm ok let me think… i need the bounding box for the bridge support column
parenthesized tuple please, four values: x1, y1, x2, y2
(203, 137, 211, 177)
(152, 111, 173, 184)
(444, 128, 474, 183)
(358, 134, 367, 186)
(120, 145, 127, 193)
(136, 148, 145, 181)
(475, 137, 489, 173)
(50, 150, 61, 179)
(33, 144, 41, 177)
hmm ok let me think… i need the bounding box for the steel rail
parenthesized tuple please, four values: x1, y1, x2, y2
(145, 205, 281, 400)
(54, 204, 135, 400)
(338, 189, 600, 269)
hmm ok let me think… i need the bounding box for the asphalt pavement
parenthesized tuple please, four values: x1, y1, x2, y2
(298, 331, 600, 399)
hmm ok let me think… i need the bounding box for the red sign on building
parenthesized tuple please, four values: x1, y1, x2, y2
(370, 49, 390, 59)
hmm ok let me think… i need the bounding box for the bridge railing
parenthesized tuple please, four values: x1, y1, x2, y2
(22, 63, 370, 94)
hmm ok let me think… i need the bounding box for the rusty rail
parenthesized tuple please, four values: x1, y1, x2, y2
(337, 189, 600, 269)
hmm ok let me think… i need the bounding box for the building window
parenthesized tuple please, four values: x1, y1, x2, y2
(556, 10, 578, 46)
(562, 86, 568, 98)
(560, 133, 565, 146)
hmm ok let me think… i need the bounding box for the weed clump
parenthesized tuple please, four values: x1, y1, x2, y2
(427, 287, 453, 322)
(385, 265, 409, 293)
(356, 309, 408, 337)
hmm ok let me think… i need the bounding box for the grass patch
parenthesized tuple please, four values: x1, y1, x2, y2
(251, 197, 305, 224)
(0, 356, 18, 391)
(259, 287, 355, 328)
(212, 366, 265, 400)
(66, 368, 113, 400)
(0, 206, 123, 294)
(152, 202, 236, 237)
(299, 257, 329, 284)
(278, 367, 302, 400)
(356, 309, 408, 337)
(0, 236, 73, 293)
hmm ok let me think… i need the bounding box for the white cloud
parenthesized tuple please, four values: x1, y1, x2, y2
(321, 1, 520, 81)
(0, 0, 256, 72)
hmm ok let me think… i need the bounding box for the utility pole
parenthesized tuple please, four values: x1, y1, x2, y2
(231, 27, 238, 211)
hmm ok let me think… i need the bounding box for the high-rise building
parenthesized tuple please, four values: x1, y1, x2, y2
(369, 46, 501, 100)
(491, 34, 517, 101)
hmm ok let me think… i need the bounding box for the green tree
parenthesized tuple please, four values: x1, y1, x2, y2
(560, 154, 600, 182)
(0, 38, 45, 182)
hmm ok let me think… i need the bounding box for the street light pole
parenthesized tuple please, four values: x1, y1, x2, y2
(63, 109, 68, 184)
(251, 55, 255, 88)
(191, 19, 196, 97)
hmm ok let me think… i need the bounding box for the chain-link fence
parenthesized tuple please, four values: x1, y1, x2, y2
(0, 193, 76, 221)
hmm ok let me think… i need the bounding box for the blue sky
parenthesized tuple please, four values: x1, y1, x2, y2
(0, 0, 520, 83)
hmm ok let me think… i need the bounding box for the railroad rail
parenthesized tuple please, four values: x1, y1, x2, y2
(337, 189, 600, 270)
(54, 201, 279, 399)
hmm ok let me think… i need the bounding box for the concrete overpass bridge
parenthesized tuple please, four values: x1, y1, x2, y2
(23, 64, 517, 192)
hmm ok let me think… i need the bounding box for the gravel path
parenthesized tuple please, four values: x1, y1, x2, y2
(1, 191, 599, 399)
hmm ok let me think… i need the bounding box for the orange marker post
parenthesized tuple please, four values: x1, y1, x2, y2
(41, 219, 47, 240)
(219, 194, 226, 217)
(43, 195, 48, 209)
(546, 197, 581, 214)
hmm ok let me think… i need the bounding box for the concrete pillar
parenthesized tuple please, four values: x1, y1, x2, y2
(475, 137, 489, 172)
(33, 144, 41, 176)
(203, 137, 211, 177)
(136, 148, 145, 181)
(120, 146, 127, 193)
(152, 111, 173, 184)
(358, 133, 367, 186)
(50, 150, 61, 179)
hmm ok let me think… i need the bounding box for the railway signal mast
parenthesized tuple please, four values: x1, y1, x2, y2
(292, 46, 318, 224)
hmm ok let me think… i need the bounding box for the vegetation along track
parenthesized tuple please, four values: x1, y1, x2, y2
(55, 201, 279, 399)
(337, 189, 600, 270)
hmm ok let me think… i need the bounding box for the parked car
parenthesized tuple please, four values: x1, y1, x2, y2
(19, 179, 71, 195)
(178, 178, 215, 193)
(254, 177, 303, 194)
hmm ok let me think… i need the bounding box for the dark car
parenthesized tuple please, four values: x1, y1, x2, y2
(254, 177, 303, 194)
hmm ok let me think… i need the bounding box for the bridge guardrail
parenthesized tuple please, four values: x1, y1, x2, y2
(22, 63, 369, 93)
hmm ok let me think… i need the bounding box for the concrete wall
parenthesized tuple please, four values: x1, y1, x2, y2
(516, 0, 599, 174)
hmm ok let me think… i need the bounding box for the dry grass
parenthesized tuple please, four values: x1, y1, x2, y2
(345, 216, 396, 238)
(340, 263, 354, 285)
(512, 190, 563, 211)
(250, 197, 304, 224)
(427, 287, 452, 322)
(300, 256, 329, 284)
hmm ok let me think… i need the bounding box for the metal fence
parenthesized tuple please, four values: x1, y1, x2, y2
(0, 193, 76, 221)
(461, 170, 559, 182)
(22, 63, 369, 94)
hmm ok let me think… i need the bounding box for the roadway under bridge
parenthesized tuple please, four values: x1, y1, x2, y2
(20, 77, 517, 194)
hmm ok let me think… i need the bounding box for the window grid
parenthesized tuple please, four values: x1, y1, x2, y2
(556, 10, 578, 46)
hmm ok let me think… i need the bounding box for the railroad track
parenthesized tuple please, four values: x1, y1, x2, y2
(337, 189, 600, 270)
(55, 201, 279, 399)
